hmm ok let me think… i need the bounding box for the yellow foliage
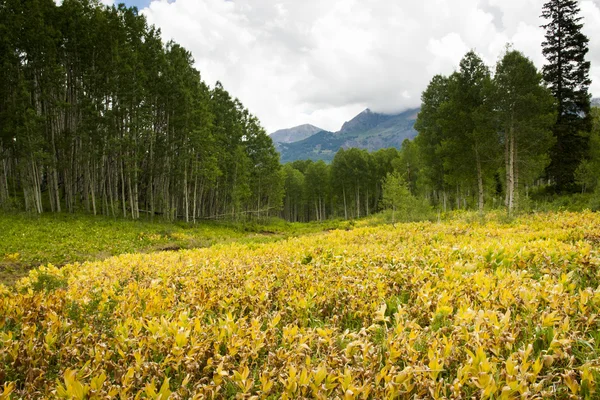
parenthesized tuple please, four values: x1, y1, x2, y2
(3, 252, 20, 262)
(1, 212, 600, 398)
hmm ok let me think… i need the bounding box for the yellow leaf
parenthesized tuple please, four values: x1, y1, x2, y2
(564, 371, 580, 395)
(271, 313, 281, 327)
(374, 303, 389, 323)
(90, 372, 106, 391)
(0, 383, 15, 400)
(157, 376, 172, 399)
(144, 379, 158, 397)
(313, 365, 327, 386)
(260, 372, 274, 393)
(298, 367, 310, 386)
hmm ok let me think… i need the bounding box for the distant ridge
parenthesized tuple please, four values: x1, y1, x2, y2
(270, 124, 324, 144)
(275, 107, 420, 163)
(592, 97, 600, 107)
(339, 108, 394, 135)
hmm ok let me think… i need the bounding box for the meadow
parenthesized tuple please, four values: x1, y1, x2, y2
(1, 211, 600, 398)
(0, 213, 349, 286)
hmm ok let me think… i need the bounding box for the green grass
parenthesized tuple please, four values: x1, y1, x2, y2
(0, 213, 354, 286)
(5, 206, 584, 287)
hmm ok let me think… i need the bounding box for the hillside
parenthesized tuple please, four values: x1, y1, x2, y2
(276, 107, 420, 163)
(270, 124, 324, 144)
(276, 130, 345, 163)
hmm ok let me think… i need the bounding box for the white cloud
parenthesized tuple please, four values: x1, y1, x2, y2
(140, 0, 600, 132)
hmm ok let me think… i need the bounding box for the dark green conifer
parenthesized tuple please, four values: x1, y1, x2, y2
(541, 0, 592, 191)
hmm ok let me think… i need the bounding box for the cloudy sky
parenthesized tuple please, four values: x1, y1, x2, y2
(100, 0, 600, 133)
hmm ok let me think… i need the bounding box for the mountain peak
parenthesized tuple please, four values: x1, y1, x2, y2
(276, 106, 421, 163)
(270, 124, 324, 144)
(339, 109, 393, 135)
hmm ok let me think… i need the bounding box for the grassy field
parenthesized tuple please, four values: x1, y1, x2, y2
(1, 211, 600, 398)
(0, 213, 353, 286)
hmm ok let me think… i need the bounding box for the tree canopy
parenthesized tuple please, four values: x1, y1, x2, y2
(541, 0, 592, 191)
(0, 0, 282, 220)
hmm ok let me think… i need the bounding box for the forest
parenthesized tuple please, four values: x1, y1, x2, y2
(0, 0, 598, 223)
(281, 0, 598, 221)
(0, 0, 283, 222)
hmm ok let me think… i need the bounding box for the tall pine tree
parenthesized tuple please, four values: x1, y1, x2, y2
(541, 0, 592, 191)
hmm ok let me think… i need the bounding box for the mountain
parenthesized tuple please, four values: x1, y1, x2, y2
(592, 98, 600, 108)
(339, 108, 395, 135)
(276, 130, 346, 163)
(270, 124, 324, 144)
(276, 107, 420, 163)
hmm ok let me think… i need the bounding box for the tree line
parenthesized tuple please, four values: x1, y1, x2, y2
(412, 0, 594, 214)
(414, 49, 557, 214)
(281, 0, 597, 219)
(281, 148, 406, 222)
(0, 0, 283, 221)
(1, 0, 596, 223)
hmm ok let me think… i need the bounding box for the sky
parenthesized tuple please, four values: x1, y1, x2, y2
(99, 0, 600, 133)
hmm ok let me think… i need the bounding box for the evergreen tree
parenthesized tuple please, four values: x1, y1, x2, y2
(541, 0, 592, 191)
